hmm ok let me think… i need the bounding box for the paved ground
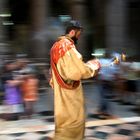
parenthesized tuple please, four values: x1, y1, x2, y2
(0, 80, 140, 140)
(0, 115, 140, 140)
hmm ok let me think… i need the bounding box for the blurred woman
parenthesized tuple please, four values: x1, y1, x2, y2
(1, 61, 23, 120)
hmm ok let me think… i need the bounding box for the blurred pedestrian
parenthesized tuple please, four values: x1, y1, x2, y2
(123, 62, 139, 105)
(49, 20, 100, 140)
(21, 70, 39, 118)
(95, 53, 119, 119)
(1, 61, 23, 120)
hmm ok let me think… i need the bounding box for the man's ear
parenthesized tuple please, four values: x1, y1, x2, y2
(69, 30, 75, 36)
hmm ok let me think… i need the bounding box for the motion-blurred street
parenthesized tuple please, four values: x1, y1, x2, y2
(0, 0, 140, 139)
(0, 80, 140, 140)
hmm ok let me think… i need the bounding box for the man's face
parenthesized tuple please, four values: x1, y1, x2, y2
(71, 29, 82, 44)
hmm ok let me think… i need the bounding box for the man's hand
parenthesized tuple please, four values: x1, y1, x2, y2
(87, 59, 101, 71)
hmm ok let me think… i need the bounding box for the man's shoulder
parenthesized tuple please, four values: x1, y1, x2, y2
(52, 36, 74, 51)
(58, 36, 73, 45)
(51, 37, 75, 62)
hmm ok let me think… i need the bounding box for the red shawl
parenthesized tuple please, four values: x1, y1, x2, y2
(50, 37, 80, 90)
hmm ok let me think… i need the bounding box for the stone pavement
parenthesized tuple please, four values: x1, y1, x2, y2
(0, 113, 140, 140)
(0, 80, 140, 139)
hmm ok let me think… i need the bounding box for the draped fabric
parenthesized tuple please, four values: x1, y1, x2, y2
(50, 36, 96, 140)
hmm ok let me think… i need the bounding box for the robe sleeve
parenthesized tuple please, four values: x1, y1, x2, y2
(56, 47, 97, 81)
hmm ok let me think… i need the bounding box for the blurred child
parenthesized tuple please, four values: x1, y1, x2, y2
(21, 71, 39, 118)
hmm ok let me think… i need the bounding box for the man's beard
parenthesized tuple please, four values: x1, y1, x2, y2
(71, 36, 78, 44)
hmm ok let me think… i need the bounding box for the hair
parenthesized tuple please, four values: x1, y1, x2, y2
(65, 26, 79, 34)
(65, 20, 83, 34)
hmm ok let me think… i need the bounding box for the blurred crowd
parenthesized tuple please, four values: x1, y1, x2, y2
(0, 56, 42, 120)
(94, 53, 140, 118)
(0, 53, 139, 121)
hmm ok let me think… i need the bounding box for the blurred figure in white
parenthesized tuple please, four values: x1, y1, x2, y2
(95, 52, 120, 119)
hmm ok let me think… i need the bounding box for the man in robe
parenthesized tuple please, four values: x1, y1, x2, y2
(49, 20, 100, 140)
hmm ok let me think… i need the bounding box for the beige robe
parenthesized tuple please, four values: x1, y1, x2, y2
(50, 36, 97, 140)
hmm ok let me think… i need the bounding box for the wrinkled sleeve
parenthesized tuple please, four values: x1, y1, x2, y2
(56, 47, 96, 81)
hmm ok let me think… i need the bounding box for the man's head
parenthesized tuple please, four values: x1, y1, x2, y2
(65, 20, 83, 44)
